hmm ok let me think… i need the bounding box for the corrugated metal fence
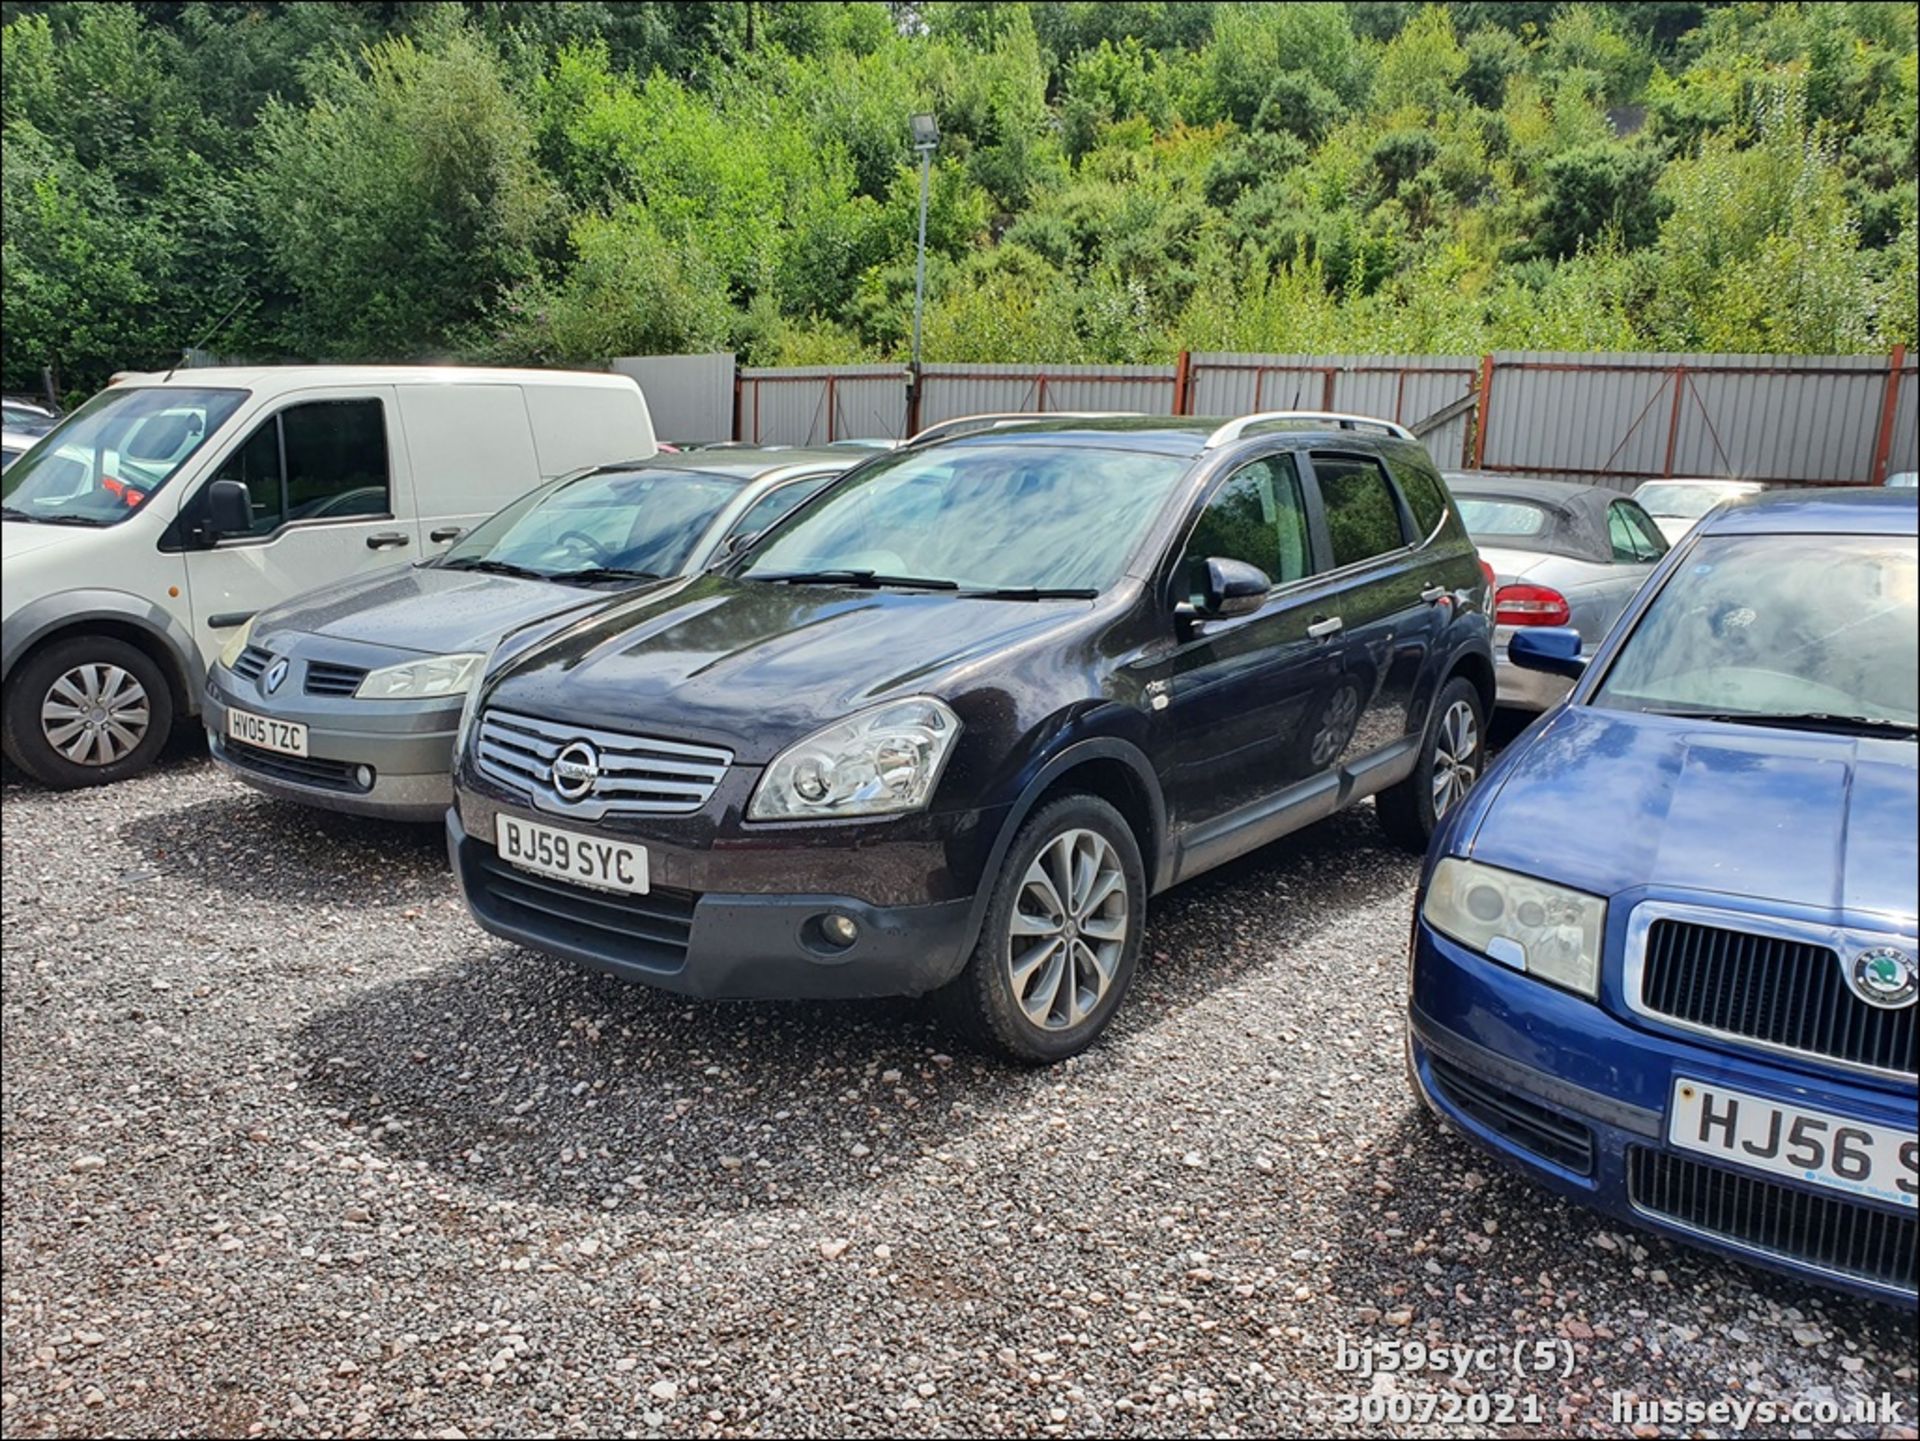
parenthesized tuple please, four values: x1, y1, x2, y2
(617, 346, 1916, 487)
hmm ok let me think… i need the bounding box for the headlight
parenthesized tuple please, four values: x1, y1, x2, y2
(1422, 857, 1605, 997)
(748, 696, 960, 821)
(354, 652, 485, 700)
(216, 616, 256, 670)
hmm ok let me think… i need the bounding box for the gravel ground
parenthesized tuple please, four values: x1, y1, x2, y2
(2, 749, 1915, 1440)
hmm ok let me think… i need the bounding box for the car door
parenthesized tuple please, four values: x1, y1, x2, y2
(1595, 499, 1669, 636)
(1150, 452, 1347, 841)
(178, 388, 416, 667)
(1299, 450, 1442, 775)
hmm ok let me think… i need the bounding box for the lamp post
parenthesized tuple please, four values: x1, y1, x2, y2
(908, 112, 939, 433)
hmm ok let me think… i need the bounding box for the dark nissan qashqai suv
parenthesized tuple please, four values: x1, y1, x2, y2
(448, 413, 1495, 1060)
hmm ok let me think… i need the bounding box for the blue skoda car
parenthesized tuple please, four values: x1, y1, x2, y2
(1409, 489, 1917, 1304)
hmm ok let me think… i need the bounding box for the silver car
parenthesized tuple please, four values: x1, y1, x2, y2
(1631, 477, 1767, 545)
(203, 449, 853, 820)
(1446, 472, 1669, 711)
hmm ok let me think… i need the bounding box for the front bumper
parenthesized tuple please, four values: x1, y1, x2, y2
(204, 671, 460, 823)
(1408, 922, 1917, 1305)
(448, 807, 978, 999)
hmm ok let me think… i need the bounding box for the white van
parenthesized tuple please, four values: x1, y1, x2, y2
(1, 366, 656, 787)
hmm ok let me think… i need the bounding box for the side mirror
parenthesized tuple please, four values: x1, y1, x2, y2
(205, 478, 252, 538)
(1508, 627, 1586, 679)
(1188, 557, 1271, 620)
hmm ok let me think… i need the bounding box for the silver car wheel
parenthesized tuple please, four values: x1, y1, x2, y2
(1006, 827, 1130, 1031)
(41, 663, 151, 766)
(1430, 698, 1479, 818)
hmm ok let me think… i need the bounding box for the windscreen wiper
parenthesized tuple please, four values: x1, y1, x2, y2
(436, 557, 548, 580)
(553, 566, 664, 585)
(16, 511, 102, 527)
(955, 585, 1099, 601)
(1, 506, 33, 522)
(1662, 709, 1917, 739)
(753, 569, 959, 591)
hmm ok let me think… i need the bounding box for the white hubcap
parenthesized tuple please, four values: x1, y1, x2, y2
(41, 664, 150, 766)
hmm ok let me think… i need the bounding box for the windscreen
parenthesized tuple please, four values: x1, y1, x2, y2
(1594, 532, 1918, 729)
(739, 441, 1189, 592)
(439, 466, 742, 579)
(2, 386, 247, 527)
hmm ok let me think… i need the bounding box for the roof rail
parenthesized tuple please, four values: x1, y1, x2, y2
(1203, 410, 1415, 448)
(906, 411, 1143, 446)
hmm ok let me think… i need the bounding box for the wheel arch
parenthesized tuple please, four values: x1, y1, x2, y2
(3, 592, 202, 722)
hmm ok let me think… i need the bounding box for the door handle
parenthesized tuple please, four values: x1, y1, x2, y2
(366, 532, 410, 550)
(429, 525, 465, 543)
(1420, 585, 1450, 603)
(1307, 616, 1344, 639)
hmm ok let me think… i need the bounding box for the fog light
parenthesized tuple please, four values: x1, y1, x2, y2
(354, 765, 374, 790)
(822, 913, 859, 947)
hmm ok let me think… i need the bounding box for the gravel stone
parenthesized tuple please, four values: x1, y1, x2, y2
(3, 753, 1915, 1436)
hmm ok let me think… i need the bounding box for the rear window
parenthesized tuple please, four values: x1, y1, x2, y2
(1457, 497, 1552, 539)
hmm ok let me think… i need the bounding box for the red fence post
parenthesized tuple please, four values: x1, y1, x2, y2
(1471, 354, 1494, 469)
(1173, 350, 1192, 415)
(825, 375, 837, 444)
(1870, 343, 1907, 485)
(730, 371, 743, 443)
(1661, 364, 1688, 477)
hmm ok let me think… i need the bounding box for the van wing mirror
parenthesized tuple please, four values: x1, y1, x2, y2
(205, 479, 253, 538)
(1191, 557, 1271, 619)
(1508, 626, 1587, 679)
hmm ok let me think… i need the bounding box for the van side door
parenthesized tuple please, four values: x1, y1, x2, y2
(395, 385, 544, 558)
(175, 387, 416, 667)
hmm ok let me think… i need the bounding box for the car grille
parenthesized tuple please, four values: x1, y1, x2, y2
(471, 843, 696, 974)
(1629, 1148, 1916, 1296)
(222, 737, 367, 794)
(305, 660, 368, 697)
(474, 709, 733, 816)
(230, 645, 272, 683)
(1639, 918, 1915, 1078)
(1428, 1055, 1595, 1175)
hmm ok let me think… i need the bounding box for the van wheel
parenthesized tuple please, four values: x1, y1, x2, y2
(2, 636, 174, 789)
(1377, 676, 1484, 854)
(941, 793, 1146, 1064)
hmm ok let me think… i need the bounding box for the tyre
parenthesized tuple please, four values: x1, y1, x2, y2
(2, 636, 175, 789)
(942, 793, 1147, 1064)
(1376, 675, 1485, 854)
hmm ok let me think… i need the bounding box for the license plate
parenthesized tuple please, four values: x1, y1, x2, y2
(495, 813, 648, 895)
(226, 706, 308, 757)
(1669, 1079, 1918, 1209)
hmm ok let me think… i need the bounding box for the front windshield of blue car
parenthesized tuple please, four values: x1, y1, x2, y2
(438, 465, 742, 579)
(2, 386, 248, 527)
(1594, 532, 1918, 729)
(738, 441, 1189, 591)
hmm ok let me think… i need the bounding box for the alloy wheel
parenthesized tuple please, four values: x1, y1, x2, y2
(40, 664, 151, 766)
(1006, 828, 1130, 1031)
(1430, 698, 1479, 818)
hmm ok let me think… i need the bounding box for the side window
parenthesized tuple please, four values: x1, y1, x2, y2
(1390, 453, 1449, 538)
(1312, 453, 1409, 568)
(282, 400, 390, 521)
(1622, 501, 1669, 560)
(1608, 503, 1647, 562)
(210, 399, 390, 537)
(729, 475, 833, 541)
(1178, 454, 1313, 599)
(213, 419, 286, 536)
